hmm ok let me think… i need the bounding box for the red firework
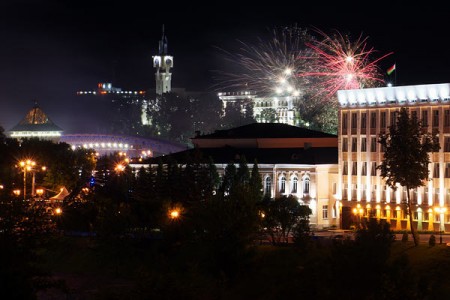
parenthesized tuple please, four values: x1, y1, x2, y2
(298, 28, 394, 96)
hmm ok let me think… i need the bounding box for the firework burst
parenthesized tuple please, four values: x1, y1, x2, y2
(297, 28, 394, 96)
(212, 26, 315, 97)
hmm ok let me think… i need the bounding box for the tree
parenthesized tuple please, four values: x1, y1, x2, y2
(378, 107, 440, 246)
(259, 108, 278, 123)
(249, 159, 263, 202)
(261, 195, 310, 244)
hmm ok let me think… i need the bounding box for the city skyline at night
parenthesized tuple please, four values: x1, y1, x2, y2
(0, 0, 448, 134)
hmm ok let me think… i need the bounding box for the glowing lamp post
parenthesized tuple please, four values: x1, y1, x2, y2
(54, 207, 62, 215)
(36, 188, 44, 198)
(352, 204, 364, 228)
(434, 207, 447, 244)
(169, 209, 180, 220)
(19, 160, 35, 200)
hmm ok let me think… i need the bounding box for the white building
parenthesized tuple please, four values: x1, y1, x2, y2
(132, 123, 339, 229)
(338, 83, 450, 231)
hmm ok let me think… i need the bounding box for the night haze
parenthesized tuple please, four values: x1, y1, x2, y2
(0, 0, 448, 134)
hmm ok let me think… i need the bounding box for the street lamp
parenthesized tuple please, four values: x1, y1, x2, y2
(169, 209, 180, 220)
(434, 207, 447, 244)
(19, 159, 35, 201)
(352, 204, 364, 228)
(36, 188, 44, 199)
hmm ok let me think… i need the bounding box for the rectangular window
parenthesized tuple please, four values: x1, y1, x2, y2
(424, 212, 429, 221)
(371, 137, 377, 152)
(445, 110, 450, 127)
(361, 113, 367, 129)
(322, 205, 328, 219)
(370, 112, 376, 128)
(390, 111, 397, 127)
(342, 138, 348, 152)
(381, 112, 386, 128)
(352, 162, 358, 176)
(422, 110, 428, 127)
(361, 137, 367, 152)
(446, 189, 450, 206)
(445, 137, 450, 152)
(413, 212, 419, 220)
(343, 162, 348, 175)
(361, 184, 367, 200)
(433, 110, 439, 127)
(351, 112, 358, 129)
(445, 163, 450, 178)
(361, 162, 367, 176)
(342, 113, 348, 130)
(351, 137, 357, 152)
(392, 210, 398, 219)
(371, 162, 377, 176)
(434, 163, 440, 178)
(332, 182, 337, 195)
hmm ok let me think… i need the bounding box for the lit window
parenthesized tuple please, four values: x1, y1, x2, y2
(303, 177, 310, 194)
(292, 177, 298, 193)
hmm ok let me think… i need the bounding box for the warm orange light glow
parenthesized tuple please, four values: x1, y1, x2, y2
(54, 207, 62, 215)
(13, 189, 21, 196)
(36, 188, 44, 196)
(170, 209, 180, 219)
(115, 163, 125, 172)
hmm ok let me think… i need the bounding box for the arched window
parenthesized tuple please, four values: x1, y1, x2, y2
(292, 177, 298, 193)
(303, 177, 310, 194)
(280, 176, 286, 193)
(264, 176, 272, 195)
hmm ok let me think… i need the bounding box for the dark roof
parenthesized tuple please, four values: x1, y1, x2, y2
(195, 123, 337, 139)
(9, 105, 63, 132)
(144, 146, 338, 165)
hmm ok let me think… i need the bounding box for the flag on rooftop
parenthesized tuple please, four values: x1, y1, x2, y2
(387, 64, 396, 75)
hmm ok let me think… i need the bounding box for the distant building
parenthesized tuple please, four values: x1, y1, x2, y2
(60, 133, 187, 158)
(8, 102, 187, 158)
(218, 91, 301, 126)
(8, 103, 63, 142)
(76, 82, 148, 130)
(152, 25, 173, 95)
(132, 122, 339, 229)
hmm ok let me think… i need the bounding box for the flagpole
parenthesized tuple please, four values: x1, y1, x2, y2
(394, 62, 397, 86)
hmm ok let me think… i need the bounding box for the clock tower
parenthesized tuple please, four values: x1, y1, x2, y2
(153, 25, 173, 95)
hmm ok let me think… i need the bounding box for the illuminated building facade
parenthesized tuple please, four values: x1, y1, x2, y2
(61, 133, 187, 158)
(338, 83, 450, 231)
(8, 103, 62, 142)
(218, 91, 300, 126)
(132, 123, 339, 229)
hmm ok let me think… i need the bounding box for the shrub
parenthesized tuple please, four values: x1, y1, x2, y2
(401, 232, 408, 242)
(429, 234, 436, 247)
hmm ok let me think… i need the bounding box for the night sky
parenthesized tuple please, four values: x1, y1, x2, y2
(0, 0, 448, 134)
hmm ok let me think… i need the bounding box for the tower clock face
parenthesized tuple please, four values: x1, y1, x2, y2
(153, 57, 160, 67)
(165, 58, 172, 67)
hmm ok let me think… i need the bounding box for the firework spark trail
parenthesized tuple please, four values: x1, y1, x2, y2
(212, 26, 314, 96)
(297, 28, 394, 96)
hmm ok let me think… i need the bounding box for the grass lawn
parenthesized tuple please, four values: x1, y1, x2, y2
(36, 237, 450, 299)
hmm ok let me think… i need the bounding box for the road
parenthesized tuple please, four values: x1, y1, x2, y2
(314, 230, 450, 245)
